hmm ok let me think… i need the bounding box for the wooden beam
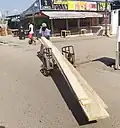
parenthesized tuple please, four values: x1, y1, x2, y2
(40, 37, 109, 121)
(40, 38, 90, 105)
(66, 19, 69, 30)
(77, 19, 80, 29)
(51, 19, 54, 36)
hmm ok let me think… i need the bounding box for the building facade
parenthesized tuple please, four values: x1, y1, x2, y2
(8, 0, 111, 36)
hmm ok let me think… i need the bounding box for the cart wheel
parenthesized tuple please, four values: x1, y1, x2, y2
(40, 68, 49, 76)
(43, 69, 50, 77)
(40, 68, 44, 73)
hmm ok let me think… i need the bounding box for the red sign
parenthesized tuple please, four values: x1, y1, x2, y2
(87, 2, 97, 11)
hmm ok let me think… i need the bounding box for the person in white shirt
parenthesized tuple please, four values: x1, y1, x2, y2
(28, 22, 36, 44)
(29, 23, 34, 34)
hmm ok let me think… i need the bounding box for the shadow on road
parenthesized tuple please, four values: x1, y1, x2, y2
(0, 126, 5, 128)
(50, 70, 97, 126)
(93, 57, 115, 67)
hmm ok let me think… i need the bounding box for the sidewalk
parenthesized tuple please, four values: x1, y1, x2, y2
(0, 34, 116, 45)
(0, 35, 29, 44)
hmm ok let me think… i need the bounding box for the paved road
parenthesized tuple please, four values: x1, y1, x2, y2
(0, 36, 118, 128)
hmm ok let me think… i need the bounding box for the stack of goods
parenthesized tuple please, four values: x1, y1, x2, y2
(0, 28, 8, 36)
(1, 28, 6, 36)
(7, 29, 12, 35)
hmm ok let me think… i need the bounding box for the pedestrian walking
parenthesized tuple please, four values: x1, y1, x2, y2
(28, 22, 36, 45)
(19, 24, 25, 40)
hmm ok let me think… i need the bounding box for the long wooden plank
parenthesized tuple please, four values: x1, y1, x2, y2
(40, 39, 91, 105)
(56, 52, 109, 120)
(40, 38, 91, 105)
(65, 59, 108, 109)
(64, 57, 109, 120)
(40, 37, 109, 121)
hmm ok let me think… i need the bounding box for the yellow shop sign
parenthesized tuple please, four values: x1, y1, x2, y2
(68, 1, 97, 11)
(68, 1, 87, 10)
(98, 2, 110, 11)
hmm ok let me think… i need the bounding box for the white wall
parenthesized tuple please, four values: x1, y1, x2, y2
(111, 9, 120, 35)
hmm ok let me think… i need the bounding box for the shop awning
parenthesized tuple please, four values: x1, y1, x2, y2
(42, 11, 103, 19)
(82, 12, 103, 18)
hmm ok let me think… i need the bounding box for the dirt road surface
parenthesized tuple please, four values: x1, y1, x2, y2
(0, 35, 119, 128)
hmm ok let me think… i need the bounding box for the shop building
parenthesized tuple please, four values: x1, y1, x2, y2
(7, 0, 111, 36)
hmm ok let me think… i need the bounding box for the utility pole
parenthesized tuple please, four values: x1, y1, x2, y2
(105, 0, 108, 36)
(38, 0, 41, 10)
(32, 3, 38, 37)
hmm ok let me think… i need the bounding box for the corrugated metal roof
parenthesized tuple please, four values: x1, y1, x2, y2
(42, 11, 103, 19)
(20, 0, 40, 17)
(42, 11, 85, 19)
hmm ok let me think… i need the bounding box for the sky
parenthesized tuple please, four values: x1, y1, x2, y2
(0, 0, 35, 15)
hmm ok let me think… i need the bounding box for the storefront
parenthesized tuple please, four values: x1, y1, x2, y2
(40, 11, 103, 35)
(18, 0, 111, 36)
(67, 1, 103, 29)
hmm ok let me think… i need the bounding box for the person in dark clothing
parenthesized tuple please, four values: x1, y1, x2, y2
(19, 25, 25, 40)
